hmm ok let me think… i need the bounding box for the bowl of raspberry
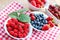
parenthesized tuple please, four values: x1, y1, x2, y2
(4, 18, 33, 39)
(4, 9, 33, 39)
(28, 0, 49, 10)
(30, 11, 55, 31)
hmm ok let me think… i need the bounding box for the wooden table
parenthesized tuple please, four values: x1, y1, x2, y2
(0, 0, 60, 40)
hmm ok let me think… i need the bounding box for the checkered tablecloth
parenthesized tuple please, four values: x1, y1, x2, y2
(0, 1, 60, 40)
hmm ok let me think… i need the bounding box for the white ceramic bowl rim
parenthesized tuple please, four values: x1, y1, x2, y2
(4, 17, 33, 40)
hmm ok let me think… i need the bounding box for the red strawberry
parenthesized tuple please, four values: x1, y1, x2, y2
(48, 21, 55, 27)
(30, 16, 36, 21)
(46, 16, 53, 21)
(31, 0, 36, 6)
(14, 33, 18, 37)
(42, 24, 49, 31)
(7, 27, 12, 31)
(14, 29, 18, 33)
(9, 31, 14, 36)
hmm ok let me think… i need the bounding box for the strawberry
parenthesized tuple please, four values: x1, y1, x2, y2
(30, 16, 36, 21)
(46, 16, 53, 21)
(48, 21, 55, 27)
(31, 0, 36, 6)
(42, 24, 49, 31)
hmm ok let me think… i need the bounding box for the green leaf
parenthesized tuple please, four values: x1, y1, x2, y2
(8, 12, 18, 18)
(16, 8, 29, 13)
(18, 13, 30, 22)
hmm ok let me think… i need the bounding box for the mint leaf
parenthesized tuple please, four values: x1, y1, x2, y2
(16, 8, 29, 13)
(18, 14, 30, 22)
(8, 12, 18, 18)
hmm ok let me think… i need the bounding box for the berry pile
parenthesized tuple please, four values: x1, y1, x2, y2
(29, 0, 46, 8)
(48, 5, 60, 19)
(30, 13, 55, 31)
(6, 18, 29, 38)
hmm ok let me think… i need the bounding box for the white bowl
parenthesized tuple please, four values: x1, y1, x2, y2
(4, 17, 33, 40)
(45, 9, 60, 24)
(31, 11, 48, 31)
(28, 0, 49, 10)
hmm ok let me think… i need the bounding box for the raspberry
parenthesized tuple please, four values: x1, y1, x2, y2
(7, 27, 12, 31)
(9, 31, 14, 36)
(14, 29, 18, 33)
(18, 22, 24, 27)
(14, 33, 18, 37)
(14, 25, 18, 29)
(23, 33, 27, 37)
(18, 33, 23, 38)
(30, 16, 36, 21)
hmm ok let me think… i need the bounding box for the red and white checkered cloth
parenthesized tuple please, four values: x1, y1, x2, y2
(0, 1, 60, 40)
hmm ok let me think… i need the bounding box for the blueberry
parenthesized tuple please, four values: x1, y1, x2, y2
(39, 14, 43, 17)
(39, 17, 43, 21)
(32, 24, 36, 27)
(40, 23, 44, 26)
(36, 19, 39, 22)
(31, 21, 34, 23)
(43, 20, 48, 24)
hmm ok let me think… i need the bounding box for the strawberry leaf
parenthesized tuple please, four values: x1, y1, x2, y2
(8, 12, 18, 18)
(18, 13, 30, 22)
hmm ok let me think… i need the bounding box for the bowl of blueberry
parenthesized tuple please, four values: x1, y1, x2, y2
(29, 11, 55, 31)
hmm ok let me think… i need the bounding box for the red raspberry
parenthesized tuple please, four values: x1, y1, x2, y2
(14, 25, 18, 29)
(11, 18, 18, 24)
(14, 29, 18, 33)
(9, 22, 15, 27)
(9, 31, 14, 36)
(18, 33, 23, 38)
(24, 23, 29, 28)
(18, 26, 24, 33)
(8, 19, 12, 23)
(30, 16, 36, 21)
(18, 22, 24, 27)
(7, 27, 12, 31)
(46, 16, 53, 21)
(6, 23, 10, 27)
(31, 0, 36, 6)
(24, 29, 29, 34)
(14, 33, 18, 37)
(48, 21, 55, 27)
(23, 33, 27, 37)
(30, 13, 34, 17)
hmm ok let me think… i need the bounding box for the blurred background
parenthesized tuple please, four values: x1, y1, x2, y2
(0, 0, 60, 40)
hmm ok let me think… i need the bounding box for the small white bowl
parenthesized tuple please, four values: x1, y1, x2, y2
(31, 11, 48, 31)
(28, 0, 49, 10)
(4, 17, 33, 40)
